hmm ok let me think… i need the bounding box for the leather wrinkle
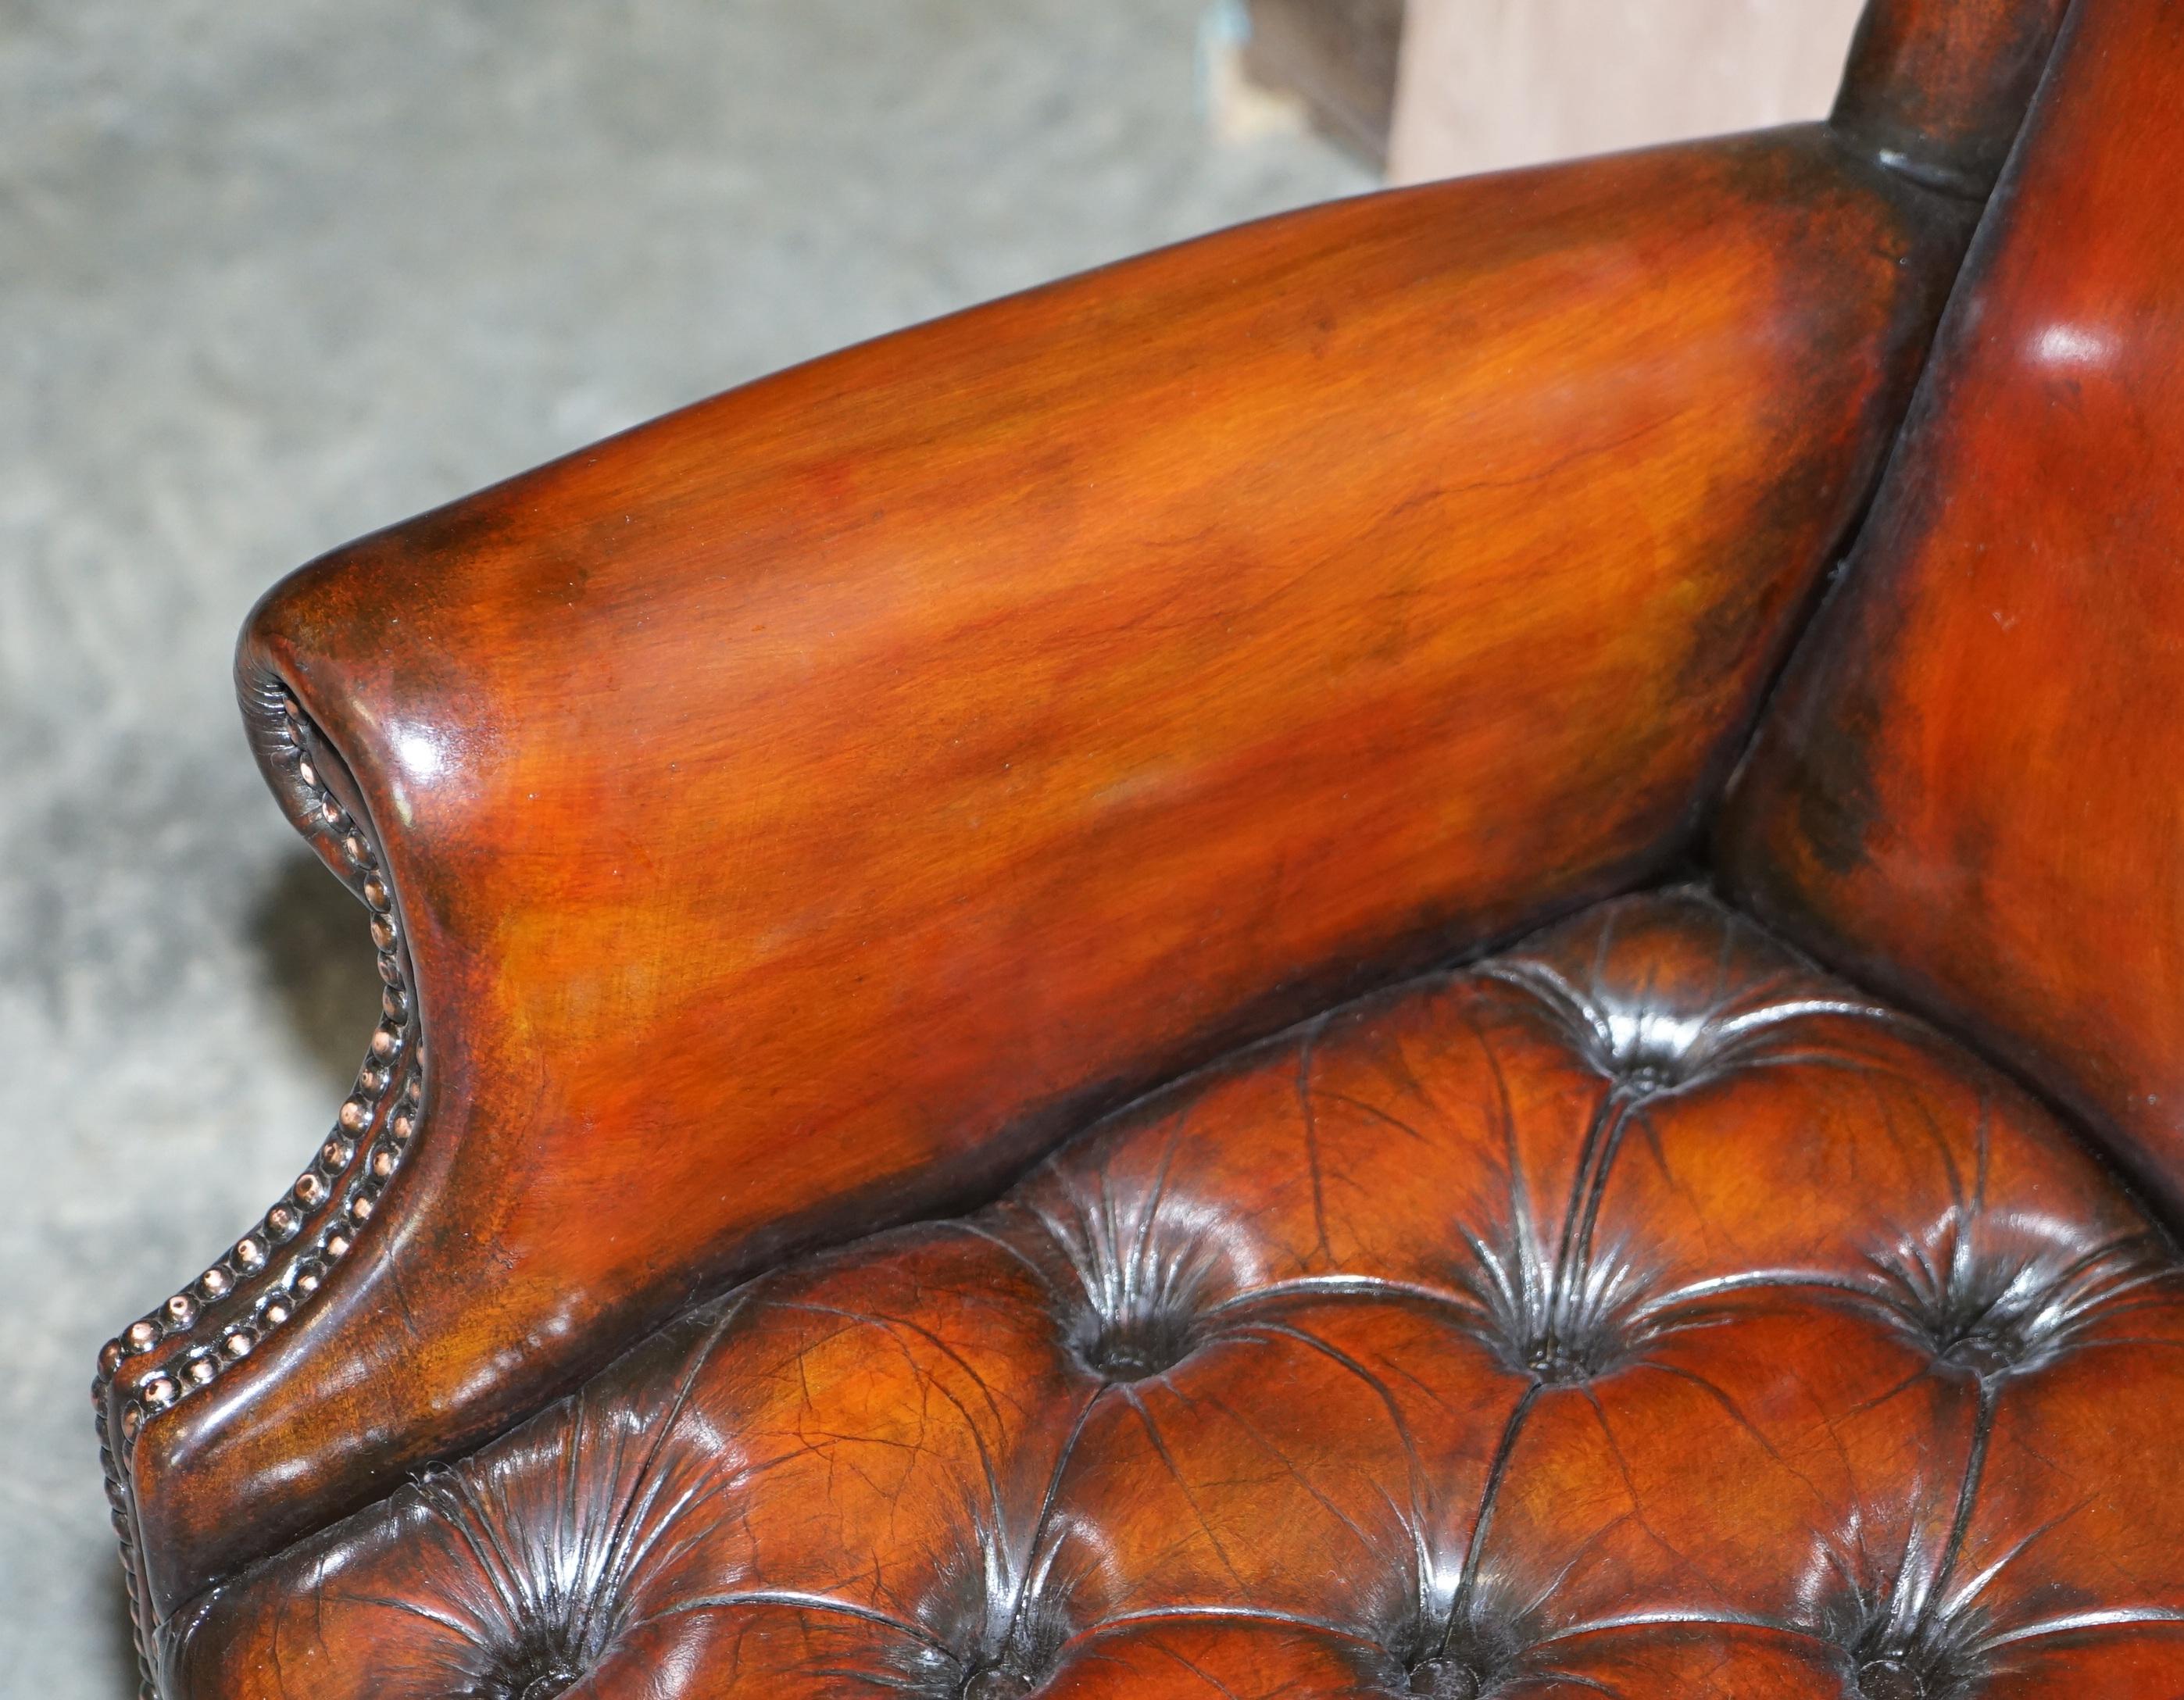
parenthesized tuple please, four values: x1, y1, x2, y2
(166, 889, 2184, 1699)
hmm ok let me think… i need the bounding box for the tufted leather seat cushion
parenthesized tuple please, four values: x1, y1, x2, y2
(164, 891, 2184, 1698)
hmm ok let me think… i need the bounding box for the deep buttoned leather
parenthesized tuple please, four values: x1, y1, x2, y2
(163, 892, 2184, 1697)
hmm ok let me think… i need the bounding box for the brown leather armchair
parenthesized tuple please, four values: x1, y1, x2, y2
(100, 2, 2184, 1694)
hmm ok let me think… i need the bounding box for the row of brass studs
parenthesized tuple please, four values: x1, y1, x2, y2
(95, 688, 425, 1455)
(91, 688, 427, 1699)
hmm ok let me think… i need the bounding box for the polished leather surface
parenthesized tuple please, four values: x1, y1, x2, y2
(1721, 0, 2184, 1226)
(127, 120, 1982, 1617)
(165, 891, 2184, 1698)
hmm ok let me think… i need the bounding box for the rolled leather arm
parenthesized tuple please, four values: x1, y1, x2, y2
(105, 116, 1984, 1640)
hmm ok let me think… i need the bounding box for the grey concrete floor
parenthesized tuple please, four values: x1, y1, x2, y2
(0, 4, 1367, 1691)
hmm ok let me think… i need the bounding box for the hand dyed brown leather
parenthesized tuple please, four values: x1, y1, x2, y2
(122, 109, 1981, 1625)
(1721, 0, 2184, 1227)
(164, 893, 2184, 1698)
(109, 0, 2184, 1695)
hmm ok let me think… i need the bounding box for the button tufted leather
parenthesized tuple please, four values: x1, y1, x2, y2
(163, 891, 2184, 1698)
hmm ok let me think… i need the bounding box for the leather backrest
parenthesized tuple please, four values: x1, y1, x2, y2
(1721, 0, 2184, 1220)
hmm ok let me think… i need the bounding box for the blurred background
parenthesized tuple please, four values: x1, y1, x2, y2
(0, 2, 1861, 1693)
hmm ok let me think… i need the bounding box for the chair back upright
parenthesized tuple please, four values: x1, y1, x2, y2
(1722, 0, 2184, 1220)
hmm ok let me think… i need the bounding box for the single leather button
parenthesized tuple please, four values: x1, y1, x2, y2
(1079, 1330, 1185, 1381)
(1074, 1308, 1203, 1382)
(496, 1666, 581, 1700)
(1406, 1657, 1482, 1699)
(1857, 1657, 1925, 1700)
(477, 1634, 586, 1700)
(960, 1666, 1036, 1700)
(1943, 1328, 2020, 1379)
